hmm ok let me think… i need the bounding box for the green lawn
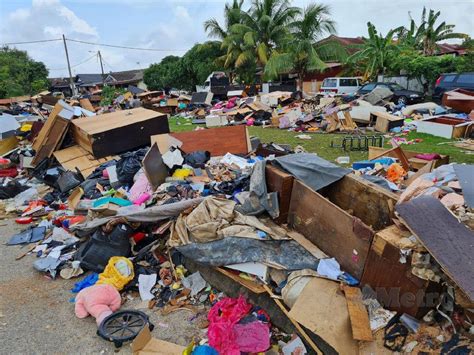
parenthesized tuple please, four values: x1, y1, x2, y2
(169, 116, 474, 164)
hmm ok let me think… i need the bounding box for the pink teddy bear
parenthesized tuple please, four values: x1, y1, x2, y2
(75, 284, 122, 325)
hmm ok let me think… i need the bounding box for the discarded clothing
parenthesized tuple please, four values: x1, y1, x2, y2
(208, 296, 252, 355)
(234, 321, 270, 353)
(177, 237, 319, 271)
(273, 153, 350, 191)
(72, 273, 99, 293)
(7, 226, 46, 245)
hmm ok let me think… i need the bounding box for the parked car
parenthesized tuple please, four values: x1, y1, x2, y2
(357, 82, 425, 105)
(320, 77, 362, 94)
(433, 72, 474, 102)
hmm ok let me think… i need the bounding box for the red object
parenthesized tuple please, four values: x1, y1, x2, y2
(435, 76, 442, 87)
(131, 232, 146, 243)
(0, 167, 18, 178)
(208, 296, 253, 355)
(15, 217, 33, 224)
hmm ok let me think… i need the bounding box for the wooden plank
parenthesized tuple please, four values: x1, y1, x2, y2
(53, 145, 87, 163)
(32, 102, 62, 151)
(319, 174, 398, 231)
(170, 125, 249, 157)
(368, 146, 449, 169)
(265, 165, 294, 224)
(288, 180, 374, 279)
(286, 230, 327, 259)
(370, 145, 410, 171)
(79, 98, 94, 112)
(216, 267, 266, 294)
(396, 196, 474, 301)
(32, 116, 69, 165)
(343, 111, 358, 130)
(341, 285, 373, 341)
(263, 284, 322, 354)
(288, 278, 358, 354)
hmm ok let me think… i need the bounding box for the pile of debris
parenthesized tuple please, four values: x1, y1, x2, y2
(1, 91, 473, 353)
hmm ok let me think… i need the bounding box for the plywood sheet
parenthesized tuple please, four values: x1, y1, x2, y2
(32, 116, 69, 165)
(396, 196, 474, 301)
(288, 278, 358, 354)
(170, 125, 249, 157)
(72, 108, 164, 134)
(342, 285, 373, 341)
(289, 180, 374, 279)
(142, 143, 168, 189)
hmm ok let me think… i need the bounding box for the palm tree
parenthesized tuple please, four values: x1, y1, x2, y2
(204, 0, 244, 40)
(223, 0, 300, 70)
(347, 22, 403, 80)
(264, 3, 343, 89)
(418, 7, 468, 55)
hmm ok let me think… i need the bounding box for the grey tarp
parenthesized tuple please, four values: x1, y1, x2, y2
(453, 164, 474, 208)
(361, 174, 393, 191)
(71, 198, 204, 233)
(273, 153, 350, 191)
(177, 237, 320, 271)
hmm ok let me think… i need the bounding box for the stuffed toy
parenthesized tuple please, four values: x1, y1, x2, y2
(75, 284, 121, 325)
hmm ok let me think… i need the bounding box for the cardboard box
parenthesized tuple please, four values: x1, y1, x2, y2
(132, 325, 185, 354)
(72, 108, 169, 158)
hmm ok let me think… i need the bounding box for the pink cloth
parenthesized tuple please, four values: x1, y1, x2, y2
(234, 321, 270, 353)
(75, 284, 121, 325)
(207, 296, 252, 355)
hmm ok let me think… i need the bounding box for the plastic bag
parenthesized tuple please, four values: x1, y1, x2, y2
(0, 180, 29, 200)
(116, 148, 148, 185)
(97, 256, 134, 291)
(185, 151, 211, 168)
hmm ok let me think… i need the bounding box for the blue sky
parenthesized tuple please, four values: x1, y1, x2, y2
(1, 0, 473, 78)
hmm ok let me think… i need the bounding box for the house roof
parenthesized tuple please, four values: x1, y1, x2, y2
(437, 43, 466, 56)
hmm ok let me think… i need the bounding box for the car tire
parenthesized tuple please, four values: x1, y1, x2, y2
(397, 96, 408, 105)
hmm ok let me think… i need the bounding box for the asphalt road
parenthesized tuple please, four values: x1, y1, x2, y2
(0, 218, 207, 354)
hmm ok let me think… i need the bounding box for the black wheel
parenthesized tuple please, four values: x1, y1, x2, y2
(397, 96, 407, 105)
(97, 310, 150, 347)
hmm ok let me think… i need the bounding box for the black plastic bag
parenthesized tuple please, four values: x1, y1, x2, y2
(184, 151, 210, 168)
(0, 180, 29, 199)
(116, 148, 148, 185)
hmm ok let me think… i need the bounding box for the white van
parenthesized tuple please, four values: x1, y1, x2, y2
(320, 77, 361, 94)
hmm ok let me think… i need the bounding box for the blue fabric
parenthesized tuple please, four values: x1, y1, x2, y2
(71, 273, 99, 293)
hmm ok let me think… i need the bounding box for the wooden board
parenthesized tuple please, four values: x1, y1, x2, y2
(396, 196, 474, 302)
(361, 225, 441, 317)
(53, 145, 117, 178)
(170, 125, 249, 157)
(371, 111, 404, 133)
(265, 165, 294, 224)
(32, 102, 63, 152)
(142, 143, 168, 189)
(286, 230, 327, 259)
(32, 116, 69, 165)
(368, 146, 449, 169)
(342, 285, 373, 341)
(79, 98, 94, 112)
(216, 267, 266, 294)
(288, 278, 359, 354)
(288, 180, 374, 279)
(319, 174, 398, 231)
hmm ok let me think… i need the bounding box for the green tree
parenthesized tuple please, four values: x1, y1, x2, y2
(143, 56, 184, 91)
(204, 0, 244, 40)
(222, 0, 299, 70)
(418, 8, 468, 55)
(0, 47, 49, 98)
(347, 22, 403, 80)
(180, 42, 226, 91)
(264, 3, 343, 88)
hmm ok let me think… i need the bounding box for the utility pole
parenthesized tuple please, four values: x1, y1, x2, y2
(62, 34, 76, 97)
(98, 50, 105, 85)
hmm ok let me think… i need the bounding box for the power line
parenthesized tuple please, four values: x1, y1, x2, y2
(2, 38, 62, 45)
(65, 38, 187, 52)
(48, 52, 98, 71)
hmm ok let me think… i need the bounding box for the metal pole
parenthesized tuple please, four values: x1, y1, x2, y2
(98, 50, 105, 85)
(62, 34, 76, 96)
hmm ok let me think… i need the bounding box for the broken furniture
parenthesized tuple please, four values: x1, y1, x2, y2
(368, 146, 449, 171)
(361, 225, 443, 317)
(331, 135, 384, 151)
(370, 111, 405, 133)
(416, 115, 473, 139)
(442, 89, 474, 114)
(72, 108, 169, 158)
